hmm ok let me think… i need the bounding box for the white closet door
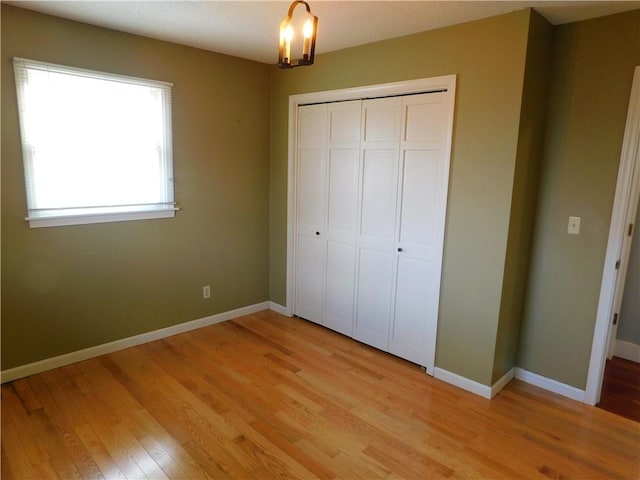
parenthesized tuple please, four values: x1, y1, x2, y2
(324, 101, 361, 336)
(294, 85, 454, 372)
(353, 97, 402, 350)
(389, 92, 449, 366)
(295, 104, 327, 325)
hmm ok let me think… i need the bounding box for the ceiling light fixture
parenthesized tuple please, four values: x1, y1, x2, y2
(278, 1, 318, 69)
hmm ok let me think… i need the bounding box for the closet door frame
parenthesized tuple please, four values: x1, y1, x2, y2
(285, 75, 456, 373)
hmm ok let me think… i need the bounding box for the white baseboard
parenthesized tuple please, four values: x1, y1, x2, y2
(435, 367, 587, 404)
(269, 302, 292, 316)
(491, 367, 515, 398)
(434, 367, 515, 399)
(1, 300, 594, 408)
(514, 368, 586, 403)
(434, 367, 492, 399)
(614, 339, 640, 363)
(1, 301, 270, 384)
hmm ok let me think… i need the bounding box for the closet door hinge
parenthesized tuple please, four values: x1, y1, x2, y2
(629, 223, 634, 237)
(613, 313, 618, 325)
(615, 259, 621, 270)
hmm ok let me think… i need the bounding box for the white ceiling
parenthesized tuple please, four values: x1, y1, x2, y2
(5, 1, 640, 64)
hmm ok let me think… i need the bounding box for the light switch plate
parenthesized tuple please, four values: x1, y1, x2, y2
(568, 216, 581, 235)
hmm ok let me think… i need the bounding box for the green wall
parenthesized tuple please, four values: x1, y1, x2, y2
(492, 11, 553, 383)
(1, 5, 271, 369)
(5, 3, 637, 393)
(269, 10, 535, 385)
(518, 10, 640, 388)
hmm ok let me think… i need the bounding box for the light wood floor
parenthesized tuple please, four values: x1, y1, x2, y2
(2, 310, 639, 479)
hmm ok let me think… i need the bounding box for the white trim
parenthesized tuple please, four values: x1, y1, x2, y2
(28, 208, 178, 228)
(285, 75, 456, 371)
(14, 56, 174, 87)
(269, 302, 292, 316)
(433, 367, 515, 399)
(289, 76, 454, 107)
(0, 301, 269, 384)
(586, 66, 640, 406)
(285, 90, 297, 317)
(614, 340, 640, 363)
(434, 367, 493, 399)
(434, 366, 588, 402)
(491, 368, 515, 398)
(515, 368, 586, 403)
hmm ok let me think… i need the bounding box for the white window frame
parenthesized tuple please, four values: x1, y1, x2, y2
(13, 57, 178, 228)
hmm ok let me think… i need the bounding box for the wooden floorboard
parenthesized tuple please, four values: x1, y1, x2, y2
(2, 310, 639, 479)
(598, 356, 640, 423)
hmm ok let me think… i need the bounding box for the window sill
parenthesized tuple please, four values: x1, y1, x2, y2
(26, 207, 178, 228)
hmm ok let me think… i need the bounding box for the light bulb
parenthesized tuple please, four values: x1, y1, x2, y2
(302, 20, 313, 58)
(303, 20, 313, 39)
(284, 25, 294, 41)
(283, 24, 293, 63)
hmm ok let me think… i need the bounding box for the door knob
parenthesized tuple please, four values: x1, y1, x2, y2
(397, 247, 403, 252)
(315, 231, 320, 236)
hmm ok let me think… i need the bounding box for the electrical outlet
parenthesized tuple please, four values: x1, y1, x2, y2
(202, 285, 211, 299)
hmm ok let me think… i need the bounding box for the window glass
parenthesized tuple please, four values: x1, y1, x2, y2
(13, 58, 177, 228)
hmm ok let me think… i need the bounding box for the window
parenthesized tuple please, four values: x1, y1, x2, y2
(13, 58, 177, 228)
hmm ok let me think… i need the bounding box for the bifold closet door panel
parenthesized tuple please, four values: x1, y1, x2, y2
(324, 240, 356, 335)
(390, 150, 439, 364)
(294, 87, 452, 370)
(323, 101, 361, 336)
(389, 92, 449, 366)
(353, 97, 402, 350)
(295, 104, 327, 325)
(295, 234, 325, 324)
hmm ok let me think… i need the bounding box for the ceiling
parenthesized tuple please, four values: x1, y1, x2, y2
(5, 1, 640, 64)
